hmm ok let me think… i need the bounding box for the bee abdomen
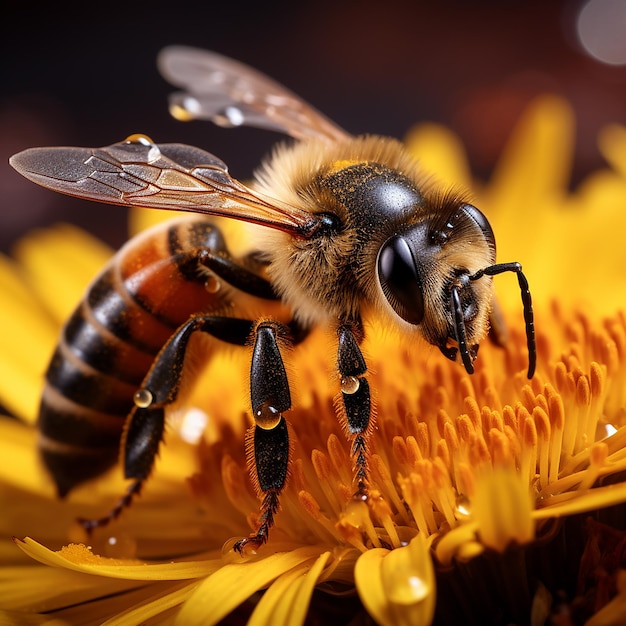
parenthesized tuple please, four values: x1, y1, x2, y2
(38, 290, 163, 496)
(38, 264, 175, 497)
(38, 385, 126, 497)
(39, 218, 227, 496)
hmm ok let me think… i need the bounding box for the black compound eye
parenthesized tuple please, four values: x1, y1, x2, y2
(460, 203, 495, 249)
(377, 235, 424, 325)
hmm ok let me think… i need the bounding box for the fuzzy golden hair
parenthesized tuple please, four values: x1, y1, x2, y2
(251, 134, 495, 352)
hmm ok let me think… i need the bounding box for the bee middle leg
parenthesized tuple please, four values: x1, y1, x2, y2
(79, 314, 254, 533)
(337, 319, 372, 499)
(234, 320, 292, 554)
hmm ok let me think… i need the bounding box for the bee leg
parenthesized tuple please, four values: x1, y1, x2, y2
(197, 248, 278, 301)
(78, 404, 165, 533)
(234, 321, 292, 555)
(80, 315, 255, 533)
(337, 319, 371, 500)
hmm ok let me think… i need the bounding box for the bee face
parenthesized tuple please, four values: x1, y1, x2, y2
(376, 200, 496, 356)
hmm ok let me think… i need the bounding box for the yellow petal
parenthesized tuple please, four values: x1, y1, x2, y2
(486, 95, 574, 213)
(0, 417, 52, 495)
(14, 538, 221, 581)
(128, 206, 181, 236)
(12, 224, 112, 324)
(0, 360, 44, 425)
(472, 469, 534, 552)
(598, 124, 626, 178)
(248, 551, 330, 626)
(0, 255, 56, 422)
(175, 546, 325, 626)
(0, 610, 71, 625)
(0, 255, 44, 311)
(34, 581, 193, 625)
(404, 123, 472, 189)
(561, 171, 626, 314)
(0, 564, 145, 612)
(534, 482, 626, 521)
(355, 534, 435, 626)
(101, 581, 195, 626)
(0, 225, 111, 422)
(433, 521, 480, 566)
(482, 96, 575, 312)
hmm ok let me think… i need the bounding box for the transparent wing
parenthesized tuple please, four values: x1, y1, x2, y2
(158, 45, 350, 143)
(9, 135, 321, 237)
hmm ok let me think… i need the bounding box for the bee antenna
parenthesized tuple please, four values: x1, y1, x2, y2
(450, 285, 475, 375)
(470, 262, 536, 379)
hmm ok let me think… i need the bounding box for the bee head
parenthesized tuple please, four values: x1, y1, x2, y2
(376, 201, 534, 375)
(306, 161, 494, 359)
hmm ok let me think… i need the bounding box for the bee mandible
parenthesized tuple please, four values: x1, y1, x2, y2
(9, 46, 536, 553)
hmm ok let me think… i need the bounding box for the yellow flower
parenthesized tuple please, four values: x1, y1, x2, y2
(1, 95, 626, 625)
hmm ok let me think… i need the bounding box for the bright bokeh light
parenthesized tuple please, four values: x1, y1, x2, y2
(576, 0, 626, 65)
(178, 407, 210, 444)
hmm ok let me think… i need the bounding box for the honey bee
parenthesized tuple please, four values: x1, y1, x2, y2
(9, 46, 536, 553)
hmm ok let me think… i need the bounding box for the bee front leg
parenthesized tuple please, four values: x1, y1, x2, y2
(234, 320, 292, 554)
(337, 319, 372, 499)
(80, 315, 254, 533)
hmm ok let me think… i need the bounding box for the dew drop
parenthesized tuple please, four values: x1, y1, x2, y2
(182, 96, 202, 115)
(204, 275, 221, 294)
(224, 106, 245, 126)
(454, 494, 471, 520)
(341, 375, 360, 394)
(255, 403, 281, 430)
(169, 99, 195, 122)
(123, 134, 160, 162)
(222, 537, 253, 561)
(214, 106, 245, 127)
(344, 497, 370, 525)
(386, 573, 430, 605)
(381, 536, 434, 606)
(134, 388, 153, 408)
(125, 133, 155, 146)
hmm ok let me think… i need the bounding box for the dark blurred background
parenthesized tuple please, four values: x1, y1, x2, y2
(2, 0, 625, 253)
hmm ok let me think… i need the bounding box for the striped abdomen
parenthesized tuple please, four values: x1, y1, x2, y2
(39, 217, 238, 497)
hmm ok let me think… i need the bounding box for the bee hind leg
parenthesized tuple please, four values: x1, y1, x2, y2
(79, 314, 255, 534)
